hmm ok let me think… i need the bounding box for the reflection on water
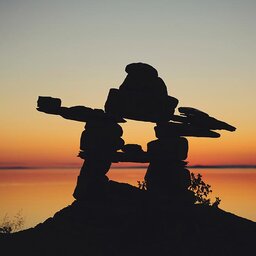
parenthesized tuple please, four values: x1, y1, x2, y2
(194, 169, 256, 222)
(0, 168, 255, 229)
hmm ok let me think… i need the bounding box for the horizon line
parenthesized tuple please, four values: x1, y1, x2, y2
(1, 164, 256, 170)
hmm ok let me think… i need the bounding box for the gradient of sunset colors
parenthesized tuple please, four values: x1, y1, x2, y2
(1, 0, 256, 168)
(1, 168, 256, 228)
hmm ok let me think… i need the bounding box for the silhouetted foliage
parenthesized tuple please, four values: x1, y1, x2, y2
(137, 180, 147, 190)
(212, 196, 221, 208)
(189, 173, 221, 207)
(0, 211, 25, 234)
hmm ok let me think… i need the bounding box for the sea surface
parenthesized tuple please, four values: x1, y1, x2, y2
(0, 167, 255, 229)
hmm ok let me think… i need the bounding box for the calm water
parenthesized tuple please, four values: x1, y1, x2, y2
(0, 167, 255, 229)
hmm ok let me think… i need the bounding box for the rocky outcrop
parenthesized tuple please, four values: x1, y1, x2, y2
(0, 181, 255, 256)
(28, 63, 246, 256)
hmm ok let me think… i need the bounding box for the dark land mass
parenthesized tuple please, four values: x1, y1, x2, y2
(1, 181, 255, 256)
(2, 63, 250, 255)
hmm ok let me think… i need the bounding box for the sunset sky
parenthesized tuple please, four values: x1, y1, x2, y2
(1, 0, 256, 168)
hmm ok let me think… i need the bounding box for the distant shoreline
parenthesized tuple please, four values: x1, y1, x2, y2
(0, 165, 256, 170)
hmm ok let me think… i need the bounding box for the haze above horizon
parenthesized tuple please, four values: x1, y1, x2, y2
(1, 1, 256, 168)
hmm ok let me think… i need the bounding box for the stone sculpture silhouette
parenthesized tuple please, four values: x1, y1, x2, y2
(37, 98, 125, 199)
(37, 63, 236, 202)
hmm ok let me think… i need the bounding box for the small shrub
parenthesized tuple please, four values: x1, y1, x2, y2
(137, 172, 221, 207)
(212, 197, 221, 208)
(137, 180, 147, 190)
(0, 211, 25, 234)
(189, 173, 221, 207)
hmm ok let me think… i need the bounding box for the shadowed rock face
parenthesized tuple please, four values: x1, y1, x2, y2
(37, 96, 61, 112)
(0, 183, 255, 256)
(105, 88, 178, 122)
(145, 137, 193, 202)
(105, 62, 178, 122)
(74, 120, 124, 200)
(177, 107, 236, 131)
(154, 122, 221, 138)
(120, 63, 167, 95)
(125, 62, 158, 76)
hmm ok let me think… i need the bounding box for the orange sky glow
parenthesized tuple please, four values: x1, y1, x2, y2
(1, 1, 256, 168)
(1, 168, 255, 228)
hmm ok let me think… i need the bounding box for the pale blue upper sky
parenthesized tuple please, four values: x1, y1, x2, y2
(1, 0, 256, 166)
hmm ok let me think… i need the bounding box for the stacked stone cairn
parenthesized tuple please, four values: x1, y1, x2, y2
(74, 118, 125, 199)
(37, 100, 125, 200)
(105, 63, 179, 123)
(37, 62, 236, 203)
(105, 63, 236, 203)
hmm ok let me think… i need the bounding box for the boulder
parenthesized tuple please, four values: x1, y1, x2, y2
(114, 151, 149, 163)
(120, 76, 168, 96)
(155, 122, 221, 138)
(125, 62, 158, 77)
(147, 138, 189, 161)
(178, 107, 236, 131)
(104, 88, 178, 122)
(80, 135, 124, 152)
(144, 163, 192, 197)
(37, 96, 61, 108)
(104, 63, 179, 122)
(84, 121, 123, 137)
(73, 173, 110, 200)
(178, 107, 209, 117)
(122, 144, 143, 153)
(120, 63, 167, 96)
(37, 96, 61, 114)
(112, 142, 148, 163)
(80, 121, 123, 151)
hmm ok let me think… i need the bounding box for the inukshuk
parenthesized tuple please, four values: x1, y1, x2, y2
(36, 99, 125, 199)
(37, 62, 236, 202)
(105, 63, 236, 202)
(75, 118, 124, 198)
